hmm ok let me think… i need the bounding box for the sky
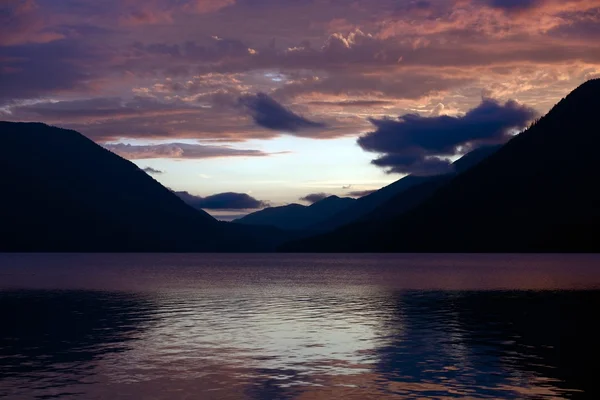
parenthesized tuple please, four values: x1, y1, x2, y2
(2, 0, 600, 219)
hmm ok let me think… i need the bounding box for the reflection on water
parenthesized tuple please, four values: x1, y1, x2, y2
(0, 254, 599, 399)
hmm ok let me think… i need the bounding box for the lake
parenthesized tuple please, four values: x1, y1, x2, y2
(1, 254, 599, 399)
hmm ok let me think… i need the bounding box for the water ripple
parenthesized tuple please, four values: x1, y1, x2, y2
(1, 254, 600, 399)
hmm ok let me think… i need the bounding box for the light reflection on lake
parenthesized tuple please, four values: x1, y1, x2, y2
(0, 254, 599, 399)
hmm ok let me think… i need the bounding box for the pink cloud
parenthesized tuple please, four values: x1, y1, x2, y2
(183, 0, 236, 14)
(119, 0, 236, 26)
(1, 0, 600, 148)
(104, 142, 273, 159)
(0, 0, 64, 45)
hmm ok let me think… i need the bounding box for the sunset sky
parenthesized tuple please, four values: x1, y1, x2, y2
(2, 0, 599, 218)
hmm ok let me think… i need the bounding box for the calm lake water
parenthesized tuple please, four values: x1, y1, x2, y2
(1, 254, 599, 399)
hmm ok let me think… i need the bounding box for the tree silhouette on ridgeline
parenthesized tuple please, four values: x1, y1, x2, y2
(282, 79, 600, 252)
(0, 122, 291, 252)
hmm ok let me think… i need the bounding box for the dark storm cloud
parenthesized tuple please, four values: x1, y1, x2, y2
(239, 93, 326, 133)
(175, 191, 268, 210)
(142, 167, 164, 174)
(371, 153, 455, 176)
(360, 98, 537, 154)
(299, 193, 330, 204)
(348, 190, 377, 197)
(358, 98, 537, 175)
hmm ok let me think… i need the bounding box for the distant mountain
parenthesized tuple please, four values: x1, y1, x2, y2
(235, 204, 306, 229)
(314, 144, 501, 231)
(234, 195, 355, 230)
(0, 122, 286, 252)
(282, 79, 600, 252)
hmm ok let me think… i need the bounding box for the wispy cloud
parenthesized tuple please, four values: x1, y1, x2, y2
(105, 142, 273, 159)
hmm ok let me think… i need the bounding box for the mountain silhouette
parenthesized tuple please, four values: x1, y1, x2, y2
(364, 145, 501, 221)
(312, 144, 500, 231)
(234, 195, 355, 230)
(0, 122, 286, 251)
(282, 79, 600, 252)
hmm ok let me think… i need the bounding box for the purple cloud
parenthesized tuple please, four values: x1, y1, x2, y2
(1, 0, 599, 152)
(239, 93, 326, 133)
(299, 193, 331, 204)
(479, 0, 544, 12)
(358, 98, 538, 175)
(175, 191, 268, 210)
(348, 190, 377, 197)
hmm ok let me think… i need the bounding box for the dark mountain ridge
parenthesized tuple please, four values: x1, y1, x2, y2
(350, 145, 501, 223)
(234, 195, 355, 230)
(0, 122, 287, 252)
(313, 145, 501, 232)
(282, 79, 600, 252)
